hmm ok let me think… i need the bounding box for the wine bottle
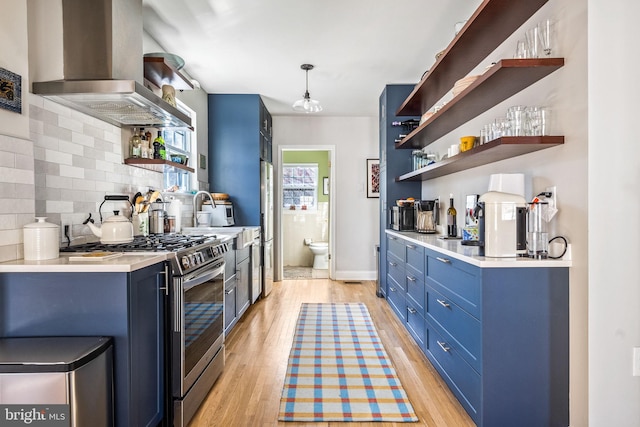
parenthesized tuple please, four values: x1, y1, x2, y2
(447, 194, 457, 237)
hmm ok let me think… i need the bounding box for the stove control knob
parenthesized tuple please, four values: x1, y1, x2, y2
(188, 254, 196, 266)
(181, 256, 190, 269)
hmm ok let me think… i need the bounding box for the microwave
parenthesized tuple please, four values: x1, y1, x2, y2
(390, 206, 415, 231)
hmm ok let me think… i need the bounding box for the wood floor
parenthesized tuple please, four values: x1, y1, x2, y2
(188, 278, 475, 427)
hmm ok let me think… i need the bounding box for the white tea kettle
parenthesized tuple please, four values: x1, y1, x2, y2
(87, 210, 134, 244)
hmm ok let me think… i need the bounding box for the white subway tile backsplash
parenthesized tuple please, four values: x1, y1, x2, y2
(0, 214, 17, 230)
(0, 229, 22, 246)
(72, 131, 95, 147)
(58, 139, 84, 156)
(15, 154, 34, 171)
(0, 136, 34, 156)
(32, 134, 59, 151)
(43, 123, 72, 141)
(0, 198, 34, 215)
(45, 149, 72, 165)
(0, 167, 34, 185)
(95, 180, 116, 193)
(58, 115, 84, 133)
(71, 178, 95, 191)
(46, 175, 73, 189)
(95, 159, 114, 172)
(46, 200, 74, 213)
(59, 164, 85, 179)
(0, 152, 15, 168)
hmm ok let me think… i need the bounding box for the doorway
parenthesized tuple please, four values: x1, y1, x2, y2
(276, 146, 335, 281)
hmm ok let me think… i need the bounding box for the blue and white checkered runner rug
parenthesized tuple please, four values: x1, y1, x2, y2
(278, 302, 418, 422)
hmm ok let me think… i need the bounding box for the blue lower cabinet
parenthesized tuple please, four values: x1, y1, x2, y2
(386, 232, 569, 427)
(426, 318, 481, 422)
(386, 274, 406, 323)
(406, 298, 426, 352)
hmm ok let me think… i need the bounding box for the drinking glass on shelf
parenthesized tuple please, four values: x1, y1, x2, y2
(538, 19, 554, 56)
(527, 106, 551, 136)
(507, 105, 528, 136)
(514, 40, 528, 59)
(526, 27, 540, 58)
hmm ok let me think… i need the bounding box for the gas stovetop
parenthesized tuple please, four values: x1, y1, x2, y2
(60, 234, 230, 276)
(61, 234, 218, 253)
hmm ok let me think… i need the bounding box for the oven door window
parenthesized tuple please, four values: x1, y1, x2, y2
(183, 272, 224, 376)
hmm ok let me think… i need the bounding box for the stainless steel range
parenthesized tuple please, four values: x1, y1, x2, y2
(61, 234, 230, 427)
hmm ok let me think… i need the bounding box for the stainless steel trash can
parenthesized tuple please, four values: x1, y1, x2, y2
(0, 336, 114, 427)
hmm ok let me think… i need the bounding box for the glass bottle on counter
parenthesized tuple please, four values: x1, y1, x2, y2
(129, 127, 142, 158)
(447, 194, 457, 237)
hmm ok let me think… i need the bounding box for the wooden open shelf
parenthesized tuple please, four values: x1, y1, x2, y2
(396, 136, 564, 181)
(395, 58, 564, 150)
(124, 158, 195, 173)
(144, 57, 194, 91)
(396, 0, 551, 116)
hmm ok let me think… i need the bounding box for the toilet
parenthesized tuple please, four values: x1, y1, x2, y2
(307, 241, 329, 270)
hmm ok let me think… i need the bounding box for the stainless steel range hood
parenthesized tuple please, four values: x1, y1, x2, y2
(31, 0, 191, 129)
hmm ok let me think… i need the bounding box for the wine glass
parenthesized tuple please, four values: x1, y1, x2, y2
(538, 19, 554, 56)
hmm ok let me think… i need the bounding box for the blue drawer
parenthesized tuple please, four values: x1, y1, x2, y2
(387, 235, 406, 261)
(387, 251, 406, 292)
(426, 318, 481, 423)
(406, 298, 426, 351)
(405, 242, 424, 277)
(426, 284, 481, 373)
(387, 275, 406, 322)
(406, 273, 425, 316)
(425, 248, 481, 319)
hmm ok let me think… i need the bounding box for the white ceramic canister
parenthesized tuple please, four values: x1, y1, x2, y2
(23, 217, 60, 260)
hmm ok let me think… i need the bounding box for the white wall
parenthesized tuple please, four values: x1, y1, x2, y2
(589, 1, 640, 425)
(274, 116, 378, 280)
(416, 0, 589, 424)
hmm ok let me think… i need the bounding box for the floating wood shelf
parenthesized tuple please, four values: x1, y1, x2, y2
(396, 0, 551, 116)
(124, 158, 194, 173)
(143, 57, 194, 91)
(395, 58, 564, 150)
(396, 136, 564, 181)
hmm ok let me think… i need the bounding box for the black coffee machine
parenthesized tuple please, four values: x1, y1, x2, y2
(390, 205, 415, 231)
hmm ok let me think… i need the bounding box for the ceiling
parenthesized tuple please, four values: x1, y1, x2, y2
(142, 0, 482, 117)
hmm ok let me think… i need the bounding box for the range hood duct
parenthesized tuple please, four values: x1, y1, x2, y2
(31, 0, 191, 129)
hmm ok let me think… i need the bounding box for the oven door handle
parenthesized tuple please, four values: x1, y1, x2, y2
(183, 263, 225, 292)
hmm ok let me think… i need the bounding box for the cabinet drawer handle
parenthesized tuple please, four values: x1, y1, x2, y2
(436, 299, 450, 308)
(406, 275, 417, 282)
(436, 257, 451, 264)
(408, 307, 417, 314)
(407, 244, 416, 249)
(225, 288, 234, 295)
(437, 341, 451, 352)
(389, 261, 397, 267)
(389, 236, 397, 240)
(389, 287, 396, 292)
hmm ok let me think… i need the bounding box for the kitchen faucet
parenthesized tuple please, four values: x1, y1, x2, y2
(192, 191, 216, 226)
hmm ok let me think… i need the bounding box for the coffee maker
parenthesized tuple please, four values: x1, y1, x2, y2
(415, 200, 439, 233)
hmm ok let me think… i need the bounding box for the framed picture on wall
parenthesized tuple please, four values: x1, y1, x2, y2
(366, 158, 380, 198)
(0, 67, 22, 114)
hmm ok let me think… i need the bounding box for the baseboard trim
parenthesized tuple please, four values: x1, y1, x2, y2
(335, 271, 376, 281)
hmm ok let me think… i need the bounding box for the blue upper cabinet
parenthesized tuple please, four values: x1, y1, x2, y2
(378, 85, 421, 297)
(208, 94, 272, 226)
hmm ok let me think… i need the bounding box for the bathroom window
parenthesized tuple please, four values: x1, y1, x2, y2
(282, 163, 318, 210)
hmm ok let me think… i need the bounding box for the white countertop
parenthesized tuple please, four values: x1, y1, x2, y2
(0, 253, 169, 273)
(386, 230, 572, 268)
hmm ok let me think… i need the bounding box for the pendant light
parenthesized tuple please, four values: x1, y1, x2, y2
(292, 64, 322, 113)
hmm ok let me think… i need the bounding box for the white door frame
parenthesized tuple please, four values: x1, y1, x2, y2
(275, 145, 336, 281)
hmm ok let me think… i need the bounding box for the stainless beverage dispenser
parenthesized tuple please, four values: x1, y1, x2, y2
(415, 200, 438, 233)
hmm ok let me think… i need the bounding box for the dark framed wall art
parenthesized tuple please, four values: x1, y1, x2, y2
(366, 158, 380, 198)
(0, 67, 22, 114)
